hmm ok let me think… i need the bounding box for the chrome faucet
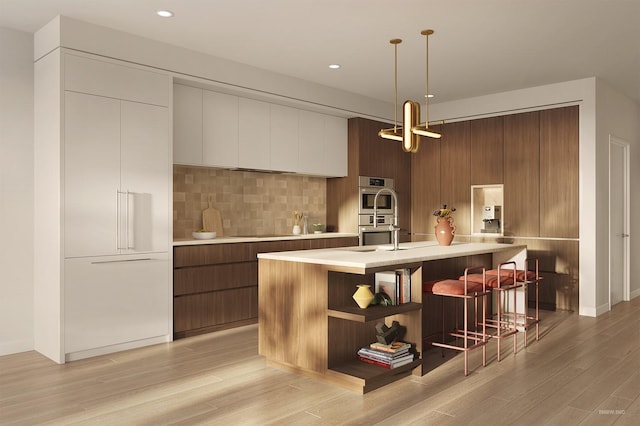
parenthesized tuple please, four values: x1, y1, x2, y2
(373, 188, 400, 250)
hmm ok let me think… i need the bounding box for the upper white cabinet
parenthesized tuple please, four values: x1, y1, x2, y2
(173, 84, 203, 165)
(270, 104, 299, 173)
(203, 90, 239, 168)
(239, 98, 270, 170)
(173, 83, 347, 176)
(64, 53, 169, 106)
(298, 110, 348, 177)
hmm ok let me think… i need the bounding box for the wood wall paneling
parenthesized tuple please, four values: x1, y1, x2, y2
(539, 106, 579, 238)
(439, 121, 471, 235)
(503, 111, 540, 237)
(411, 124, 441, 236)
(470, 116, 504, 185)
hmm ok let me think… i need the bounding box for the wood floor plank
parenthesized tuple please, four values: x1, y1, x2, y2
(1, 298, 640, 425)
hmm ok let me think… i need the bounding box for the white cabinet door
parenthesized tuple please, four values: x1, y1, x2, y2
(173, 84, 203, 165)
(239, 98, 270, 170)
(64, 91, 121, 258)
(64, 254, 170, 354)
(270, 104, 299, 172)
(323, 114, 348, 177)
(298, 110, 325, 175)
(64, 53, 170, 107)
(121, 101, 170, 253)
(298, 110, 347, 177)
(203, 90, 239, 168)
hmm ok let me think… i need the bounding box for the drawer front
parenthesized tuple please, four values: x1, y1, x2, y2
(173, 287, 258, 332)
(174, 262, 257, 295)
(174, 243, 256, 267)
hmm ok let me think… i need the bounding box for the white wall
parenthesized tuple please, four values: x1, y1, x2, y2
(596, 80, 640, 310)
(0, 27, 34, 355)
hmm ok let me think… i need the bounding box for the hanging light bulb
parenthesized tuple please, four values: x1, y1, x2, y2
(411, 29, 441, 139)
(378, 38, 403, 142)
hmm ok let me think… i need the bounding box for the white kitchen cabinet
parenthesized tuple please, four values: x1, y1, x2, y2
(34, 48, 172, 364)
(172, 84, 347, 176)
(298, 110, 348, 177)
(64, 254, 169, 358)
(270, 104, 299, 172)
(173, 84, 203, 165)
(64, 92, 121, 258)
(323, 114, 348, 177)
(239, 97, 270, 170)
(203, 90, 239, 168)
(64, 92, 169, 258)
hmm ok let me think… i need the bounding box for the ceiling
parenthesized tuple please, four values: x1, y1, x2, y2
(1, 0, 639, 106)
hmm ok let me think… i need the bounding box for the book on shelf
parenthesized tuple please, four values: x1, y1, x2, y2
(369, 341, 412, 354)
(357, 353, 415, 369)
(375, 269, 411, 305)
(357, 349, 413, 364)
(374, 271, 397, 305)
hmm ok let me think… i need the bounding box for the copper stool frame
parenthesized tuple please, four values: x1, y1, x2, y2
(490, 258, 543, 347)
(427, 266, 490, 376)
(479, 261, 520, 361)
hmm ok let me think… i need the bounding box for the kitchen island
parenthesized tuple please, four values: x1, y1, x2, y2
(257, 241, 526, 393)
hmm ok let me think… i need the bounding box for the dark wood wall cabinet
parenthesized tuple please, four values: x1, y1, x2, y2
(173, 237, 358, 339)
(409, 105, 579, 311)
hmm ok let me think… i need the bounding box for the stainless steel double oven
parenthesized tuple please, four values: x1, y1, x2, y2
(357, 176, 394, 246)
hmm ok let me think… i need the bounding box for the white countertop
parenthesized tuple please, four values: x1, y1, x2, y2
(257, 241, 527, 270)
(173, 232, 358, 246)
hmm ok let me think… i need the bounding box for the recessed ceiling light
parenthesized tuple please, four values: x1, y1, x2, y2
(426, 94, 435, 98)
(157, 10, 174, 18)
(328, 64, 341, 69)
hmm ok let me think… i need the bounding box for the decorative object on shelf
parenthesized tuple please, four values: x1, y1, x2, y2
(371, 291, 393, 306)
(434, 204, 456, 246)
(375, 320, 405, 345)
(352, 284, 375, 309)
(312, 223, 325, 233)
(378, 29, 442, 154)
(292, 210, 302, 235)
(192, 230, 216, 240)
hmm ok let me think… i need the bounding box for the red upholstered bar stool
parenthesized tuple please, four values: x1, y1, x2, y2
(422, 266, 490, 376)
(462, 262, 518, 361)
(487, 258, 543, 347)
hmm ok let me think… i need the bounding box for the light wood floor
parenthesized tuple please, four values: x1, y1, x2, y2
(2, 298, 639, 425)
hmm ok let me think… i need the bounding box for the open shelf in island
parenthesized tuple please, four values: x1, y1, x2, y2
(327, 358, 422, 394)
(328, 302, 422, 322)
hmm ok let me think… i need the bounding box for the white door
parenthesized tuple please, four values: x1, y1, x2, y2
(121, 101, 170, 253)
(609, 137, 630, 307)
(64, 91, 120, 258)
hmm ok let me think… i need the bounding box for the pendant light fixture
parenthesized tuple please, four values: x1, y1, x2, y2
(411, 29, 441, 139)
(379, 29, 441, 153)
(378, 39, 403, 142)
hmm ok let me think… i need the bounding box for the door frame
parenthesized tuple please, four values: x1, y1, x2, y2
(608, 135, 630, 308)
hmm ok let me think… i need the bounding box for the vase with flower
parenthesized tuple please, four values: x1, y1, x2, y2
(433, 204, 456, 246)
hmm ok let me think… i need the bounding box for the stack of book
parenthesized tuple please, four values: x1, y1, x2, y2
(357, 341, 415, 369)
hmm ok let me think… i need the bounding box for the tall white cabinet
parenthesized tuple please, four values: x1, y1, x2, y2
(34, 50, 172, 363)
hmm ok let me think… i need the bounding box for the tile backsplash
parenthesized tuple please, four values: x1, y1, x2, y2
(173, 165, 327, 239)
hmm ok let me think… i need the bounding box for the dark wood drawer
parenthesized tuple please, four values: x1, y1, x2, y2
(173, 262, 257, 295)
(173, 287, 258, 333)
